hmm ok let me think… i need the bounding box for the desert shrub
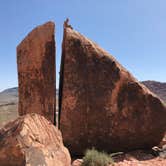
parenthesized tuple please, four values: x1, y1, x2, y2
(82, 148, 114, 166)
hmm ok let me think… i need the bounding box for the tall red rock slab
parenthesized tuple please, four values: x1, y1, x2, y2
(17, 22, 56, 124)
(59, 22, 166, 155)
(0, 113, 71, 166)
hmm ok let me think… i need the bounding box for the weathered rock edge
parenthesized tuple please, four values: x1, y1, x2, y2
(0, 113, 71, 166)
(59, 20, 166, 155)
(17, 21, 56, 124)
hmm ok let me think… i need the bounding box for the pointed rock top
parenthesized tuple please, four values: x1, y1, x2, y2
(64, 18, 73, 29)
(60, 22, 166, 155)
(17, 21, 55, 49)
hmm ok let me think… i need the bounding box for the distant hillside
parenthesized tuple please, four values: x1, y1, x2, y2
(142, 81, 166, 103)
(0, 87, 58, 127)
(0, 87, 18, 106)
(0, 87, 18, 127)
(1, 87, 18, 96)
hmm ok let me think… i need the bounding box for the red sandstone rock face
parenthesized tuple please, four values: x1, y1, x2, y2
(17, 22, 56, 124)
(59, 22, 166, 155)
(0, 113, 71, 166)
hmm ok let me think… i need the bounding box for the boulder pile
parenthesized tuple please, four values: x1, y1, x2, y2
(0, 20, 166, 165)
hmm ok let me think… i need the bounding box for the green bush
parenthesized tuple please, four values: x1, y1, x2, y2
(82, 148, 114, 166)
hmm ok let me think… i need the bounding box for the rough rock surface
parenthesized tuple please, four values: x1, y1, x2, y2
(59, 21, 166, 155)
(0, 113, 71, 166)
(17, 22, 56, 124)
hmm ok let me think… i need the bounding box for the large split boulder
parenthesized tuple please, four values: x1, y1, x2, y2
(59, 21, 166, 155)
(0, 113, 71, 166)
(17, 22, 56, 124)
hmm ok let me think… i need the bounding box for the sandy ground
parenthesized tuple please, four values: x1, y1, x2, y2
(113, 150, 166, 166)
(72, 150, 166, 166)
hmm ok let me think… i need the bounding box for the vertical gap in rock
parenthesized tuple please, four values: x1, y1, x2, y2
(58, 20, 67, 129)
(54, 31, 56, 126)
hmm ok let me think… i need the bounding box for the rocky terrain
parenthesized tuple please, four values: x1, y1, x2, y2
(0, 80, 166, 128)
(0, 113, 71, 166)
(1, 79, 166, 128)
(0, 21, 166, 166)
(0, 82, 165, 130)
(142, 81, 166, 104)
